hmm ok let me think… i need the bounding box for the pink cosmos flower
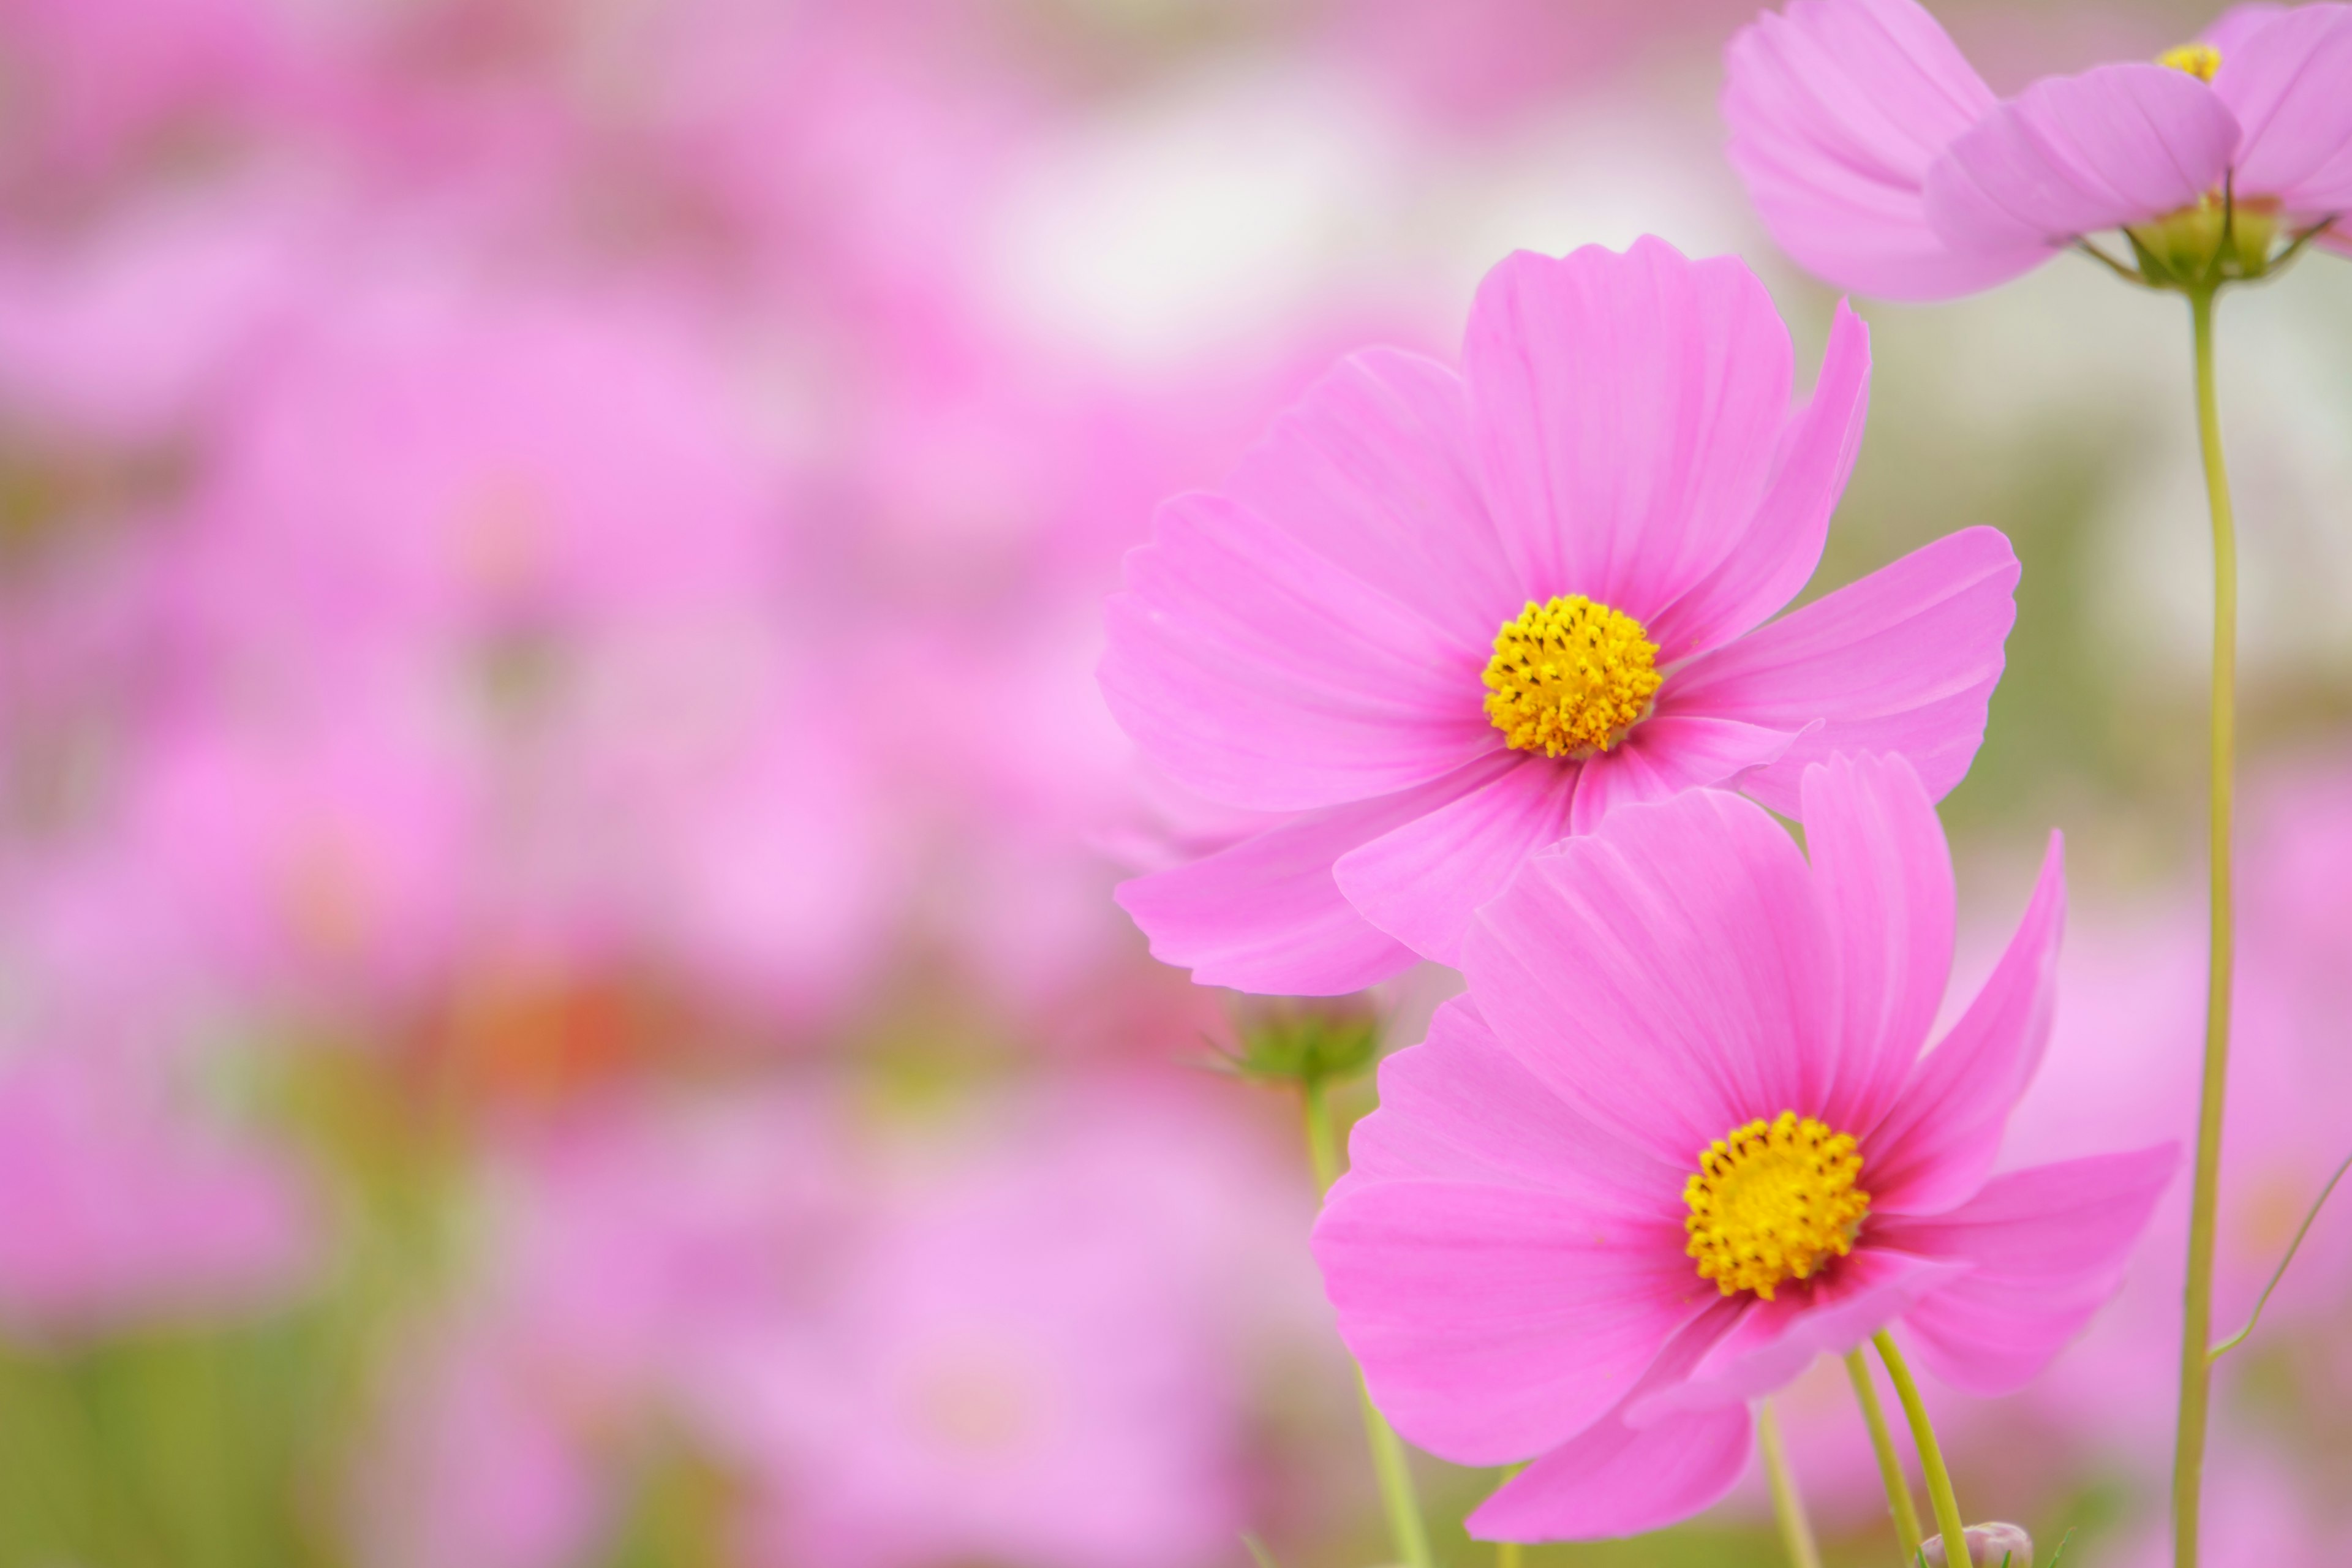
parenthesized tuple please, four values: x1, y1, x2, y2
(1724, 0, 2352, 302)
(1102, 236, 2019, 995)
(1312, 753, 2176, 1541)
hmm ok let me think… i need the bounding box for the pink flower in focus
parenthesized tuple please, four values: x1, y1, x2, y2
(1724, 0, 2352, 301)
(1103, 237, 2018, 995)
(1313, 754, 2174, 1540)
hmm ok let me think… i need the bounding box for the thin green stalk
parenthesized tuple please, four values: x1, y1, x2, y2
(1844, 1349, 1924, 1564)
(1497, 1463, 1525, 1568)
(2172, 284, 2237, 1568)
(1758, 1401, 1824, 1568)
(1874, 1331, 1966, 1567)
(2210, 1146, 2352, 1363)
(1303, 1079, 1434, 1568)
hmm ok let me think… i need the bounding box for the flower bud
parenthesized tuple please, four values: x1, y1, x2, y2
(1919, 1521, 2034, 1568)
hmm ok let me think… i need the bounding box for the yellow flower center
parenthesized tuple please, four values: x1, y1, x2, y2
(1684, 1111, 1870, 1302)
(1480, 596, 1661, 758)
(2158, 42, 2221, 81)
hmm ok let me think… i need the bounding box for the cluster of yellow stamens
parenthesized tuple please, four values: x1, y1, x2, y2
(1480, 596, 1661, 758)
(1684, 1112, 1869, 1301)
(2158, 42, 2221, 81)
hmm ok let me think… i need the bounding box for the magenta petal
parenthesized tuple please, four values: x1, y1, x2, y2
(1645, 302, 1871, 660)
(2212, 4, 2352, 211)
(1468, 1302, 1751, 1542)
(1801, 753, 1954, 1134)
(1722, 0, 2038, 301)
(1864, 833, 2065, 1215)
(1226, 347, 1523, 645)
(1335, 759, 1580, 967)
(1313, 1181, 1706, 1466)
(1464, 788, 1834, 1168)
(1923, 64, 2241, 252)
(1345, 998, 1683, 1205)
(1564, 716, 1798, 837)
(1463, 238, 1792, 626)
(1101, 493, 1496, 812)
(1673, 526, 2019, 818)
(1873, 1145, 2179, 1395)
(1114, 755, 1517, 995)
(1627, 1248, 1969, 1423)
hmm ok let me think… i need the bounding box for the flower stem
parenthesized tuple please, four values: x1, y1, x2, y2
(1758, 1401, 1824, 1568)
(1844, 1349, 1924, 1564)
(1496, 1464, 1525, 1568)
(1302, 1079, 1434, 1568)
(1873, 1330, 1966, 1567)
(2172, 282, 2237, 1568)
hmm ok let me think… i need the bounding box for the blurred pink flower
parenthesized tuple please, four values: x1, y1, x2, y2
(1314, 755, 2174, 1541)
(1104, 236, 2017, 995)
(1724, 0, 2352, 301)
(0, 1050, 315, 1335)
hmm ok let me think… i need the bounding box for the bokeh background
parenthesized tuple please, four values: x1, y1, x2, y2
(0, 1, 2348, 1564)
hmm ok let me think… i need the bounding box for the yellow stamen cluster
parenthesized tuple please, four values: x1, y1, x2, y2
(1684, 1112, 1869, 1301)
(1480, 596, 1661, 758)
(2158, 42, 2222, 81)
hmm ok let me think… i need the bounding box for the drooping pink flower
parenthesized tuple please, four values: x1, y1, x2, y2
(1101, 236, 2018, 995)
(1312, 753, 2175, 1541)
(1724, 0, 2352, 302)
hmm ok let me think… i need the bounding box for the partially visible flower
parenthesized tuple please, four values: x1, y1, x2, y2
(1103, 236, 2018, 995)
(1724, 0, 2352, 301)
(1313, 753, 2174, 1540)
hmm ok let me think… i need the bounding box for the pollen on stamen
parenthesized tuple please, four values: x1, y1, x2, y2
(1480, 595, 1661, 758)
(2158, 42, 2221, 81)
(1683, 1110, 1869, 1301)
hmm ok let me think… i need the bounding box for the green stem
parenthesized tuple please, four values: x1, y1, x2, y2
(1758, 1401, 1825, 1568)
(1497, 1464, 1525, 1568)
(1844, 1349, 1924, 1564)
(1303, 1079, 1434, 1568)
(1874, 1331, 1966, 1567)
(2172, 284, 2237, 1568)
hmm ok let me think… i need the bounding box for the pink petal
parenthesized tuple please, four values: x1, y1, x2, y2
(1923, 64, 2241, 253)
(1334, 756, 1578, 967)
(1226, 347, 1523, 648)
(1101, 493, 1496, 813)
(1463, 238, 1792, 642)
(1313, 1181, 1709, 1465)
(2212, 4, 2352, 211)
(1343, 998, 1686, 1213)
(1801, 753, 1954, 1134)
(2204, 4, 2291, 57)
(1464, 788, 1834, 1169)
(1722, 0, 2040, 300)
(1864, 833, 2065, 1215)
(1114, 755, 1518, 995)
(1627, 1248, 1969, 1422)
(1644, 302, 1872, 660)
(1564, 714, 1799, 837)
(1468, 1303, 1752, 1542)
(1672, 526, 2019, 817)
(1873, 1145, 2179, 1395)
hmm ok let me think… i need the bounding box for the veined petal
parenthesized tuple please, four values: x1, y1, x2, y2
(1464, 788, 1835, 1169)
(1672, 526, 2018, 818)
(1101, 493, 1496, 813)
(1723, 0, 2041, 300)
(1468, 1302, 1751, 1542)
(1873, 1145, 2179, 1394)
(1343, 998, 1685, 1214)
(2212, 4, 2352, 212)
(1865, 832, 2065, 1215)
(1564, 715, 1797, 837)
(1226, 347, 1522, 646)
(1645, 302, 1872, 660)
(1801, 753, 1955, 1134)
(1114, 754, 1518, 995)
(1923, 64, 2241, 252)
(1313, 1180, 1708, 1466)
(1464, 238, 1792, 637)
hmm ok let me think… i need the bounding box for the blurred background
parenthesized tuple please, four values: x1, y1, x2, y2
(0, 1, 2347, 1564)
